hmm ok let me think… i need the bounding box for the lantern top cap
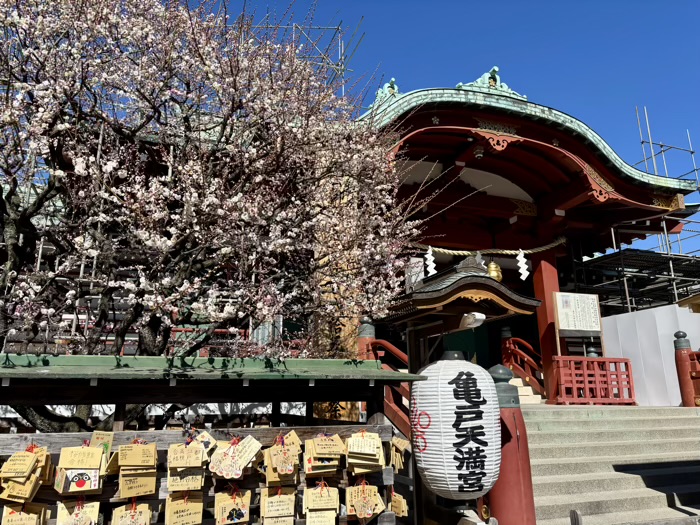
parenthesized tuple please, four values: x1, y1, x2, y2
(488, 364, 513, 384)
(439, 350, 466, 361)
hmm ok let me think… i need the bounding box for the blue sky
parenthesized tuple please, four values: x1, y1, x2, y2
(246, 0, 700, 249)
(259, 1, 700, 174)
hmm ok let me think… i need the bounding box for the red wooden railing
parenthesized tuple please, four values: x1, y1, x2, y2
(364, 339, 412, 438)
(552, 356, 636, 405)
(502, 337, 545, 396)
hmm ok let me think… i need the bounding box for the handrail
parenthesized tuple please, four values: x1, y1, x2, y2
(508, 337, 541, 364)
(502, 337, 545, 396)
(509, 337, 536, 354)
(370, 339, 409, 366)
(552, 356, 636, 405)
(510, 349, 540, 375)
(367, 338, 411, 437)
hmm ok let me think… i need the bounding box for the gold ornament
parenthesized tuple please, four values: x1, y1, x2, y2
(487, 261, 503, 282)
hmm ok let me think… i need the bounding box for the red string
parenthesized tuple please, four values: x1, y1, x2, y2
(228, 484, 240, 501)
(183, 491, 189, 505)
(131, 438, 148, 445)
(357, 477, 368, 495)
(131, 497, 137, 515)
(185, 426, 198, 446)
(277, 487, 282, 497)
(82, 439, 91, 447)
(25, 442, 38, 453)
(76, 496, 85, 512)
(315, 479, 328, 495)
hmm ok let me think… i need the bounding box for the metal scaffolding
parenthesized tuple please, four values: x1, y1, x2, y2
(571, 216, 700, 316)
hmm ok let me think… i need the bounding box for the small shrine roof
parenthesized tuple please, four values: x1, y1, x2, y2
(386, 257, 541, 324)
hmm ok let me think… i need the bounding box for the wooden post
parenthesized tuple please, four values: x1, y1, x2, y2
(365, 384, 384, 422)
(487, 365, 536, 525)
(113, 404, 126, 431)
(532, 252, 559, 402)
(270, 401, 281, 427)
(304, 401, 314, 425)
(674, 331, 697, 407)
(570, 509, 584, 525)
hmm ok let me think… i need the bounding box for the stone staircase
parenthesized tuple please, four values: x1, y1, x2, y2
(511, 376, 546, 404)
(522, 405, 700, 525)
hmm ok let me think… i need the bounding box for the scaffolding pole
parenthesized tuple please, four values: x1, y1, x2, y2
(689, 129, 699, 186)
(663, 220, 679, 302)
(636, 106, 650, 173)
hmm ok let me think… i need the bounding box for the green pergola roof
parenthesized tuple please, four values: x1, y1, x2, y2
(0, 354, 422, 405)
(0, 354, 423, 382)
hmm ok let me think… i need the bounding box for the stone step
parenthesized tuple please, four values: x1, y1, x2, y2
(532, 465, 700, 497)
(519, 395, 546, 404)
(528, 426, 700, 445)
(521, 406, 700, 420)
(535, 483, 700, 521)
(536, 507, 700, 525)
(517, 384, 537, 395)
(529, 437, 700, 460)
(531, 453, 700, 477)
(526, 415, 700, 432)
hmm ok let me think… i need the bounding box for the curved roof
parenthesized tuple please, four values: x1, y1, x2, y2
(385, 256, 541, 324)
(360, 87, 696, 194)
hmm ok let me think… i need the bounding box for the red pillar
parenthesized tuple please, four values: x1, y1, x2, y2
(532, 252, 559, 402)
(487, 365, 536, 525)
(489, 408, 536, 525)
(674, 331, 697, 407)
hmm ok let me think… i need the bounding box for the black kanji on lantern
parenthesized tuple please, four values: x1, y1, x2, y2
(449, 370, 488, 493)
(457, 469, 487, 493)
(453, 424, 488, 448)
(453, 446, 487, 471)
(448, 371, 486, 405)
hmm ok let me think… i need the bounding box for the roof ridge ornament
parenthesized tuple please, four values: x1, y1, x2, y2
(370, 77, 401, 109)
(457, 66, 527, 100)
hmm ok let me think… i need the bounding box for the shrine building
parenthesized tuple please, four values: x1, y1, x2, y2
(360, 67, 699, 406)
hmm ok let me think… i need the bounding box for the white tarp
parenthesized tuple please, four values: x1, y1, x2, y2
(602, 304, 700, 407)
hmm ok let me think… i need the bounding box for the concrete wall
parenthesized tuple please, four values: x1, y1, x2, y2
(603, 305, 700, 407)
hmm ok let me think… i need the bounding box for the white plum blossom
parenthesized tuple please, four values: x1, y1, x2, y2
(0, 0, 420, 357)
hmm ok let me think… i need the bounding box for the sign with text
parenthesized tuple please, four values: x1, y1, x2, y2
(554, 292, 602, 334)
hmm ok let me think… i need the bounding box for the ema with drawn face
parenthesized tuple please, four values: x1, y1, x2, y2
(71, 472, 92, 489)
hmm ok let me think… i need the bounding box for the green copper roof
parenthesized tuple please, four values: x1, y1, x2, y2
(361, 86, 697, 194)
(0, 354, 423, 382)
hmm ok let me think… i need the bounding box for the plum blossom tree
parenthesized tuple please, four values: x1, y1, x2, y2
(0, 0, 421, 429)
(0, 0, 417, 357)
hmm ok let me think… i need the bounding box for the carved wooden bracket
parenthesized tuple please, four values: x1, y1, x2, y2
(652, 193, 685, 211)
(582, 164, 615, 203)
(471, 130, 523, 152)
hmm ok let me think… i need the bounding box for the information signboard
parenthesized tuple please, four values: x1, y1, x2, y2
(553, 292, 604, 355)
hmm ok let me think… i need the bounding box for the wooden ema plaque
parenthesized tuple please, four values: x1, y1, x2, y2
(0, 426, 400, 525)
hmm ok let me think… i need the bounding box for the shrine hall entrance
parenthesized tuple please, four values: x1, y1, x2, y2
(381, 256, 542, 374)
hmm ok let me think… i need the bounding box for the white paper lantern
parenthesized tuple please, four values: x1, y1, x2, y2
(411, 358, 501, 500)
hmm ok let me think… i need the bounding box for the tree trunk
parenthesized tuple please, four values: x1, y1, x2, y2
(11, 403, 150, 432)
